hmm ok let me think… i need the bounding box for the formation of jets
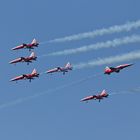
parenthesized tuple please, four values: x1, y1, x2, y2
(10, 39, 39, 82)
(10, 39, 73, 82)
(10, 38, 134, 103)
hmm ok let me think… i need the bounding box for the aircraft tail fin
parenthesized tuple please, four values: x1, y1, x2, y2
(65, 62, 73, 70)
(31, 68, 37, 75)
(31, 38, 38, 45)
(100, 89, 106, 96)
(30, 52, 36, 58)
(100, 89, 109, 97)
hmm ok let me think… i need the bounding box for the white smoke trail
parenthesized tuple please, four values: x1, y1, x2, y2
(74, 50, 140, 69)
(49, 20, 140, 43)
(109, 89, 140, 96)
(47, 35, 140, 57)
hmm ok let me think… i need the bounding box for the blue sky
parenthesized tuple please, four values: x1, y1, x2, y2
(0, 0, 140, 139)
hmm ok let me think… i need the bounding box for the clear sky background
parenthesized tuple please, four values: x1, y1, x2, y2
(0, 0, 140, 139)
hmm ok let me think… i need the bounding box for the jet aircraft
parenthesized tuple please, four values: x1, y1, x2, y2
(46, 62, 72, 75)
(10, 69, 39, 82)
(9, 52, 37, 65)
(104, 63, 133, 75)
(81, 90, 109, 102)
(12, 39, 39, 51)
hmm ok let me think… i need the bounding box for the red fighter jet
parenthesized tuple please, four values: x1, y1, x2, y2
(81, 90, 109, 102)
(10, 69, 39, 82)
(12, 39, 39, 51)
(104, 63, 133, 75)
(46, 62, 73, 75)
(9, 52, 37, 65)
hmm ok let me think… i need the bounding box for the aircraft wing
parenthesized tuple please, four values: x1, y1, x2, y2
(109, 67, 117, 70)
(24, 59, 32, 63)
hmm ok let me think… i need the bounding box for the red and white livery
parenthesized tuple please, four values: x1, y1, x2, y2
(12, 39, 39, 51)
(104, 63, 133, 75)
(10, 69, 39, 82)
(9, 52, 37, 65)
(81, 90, 109, 102)
(46, 62, 73, 75)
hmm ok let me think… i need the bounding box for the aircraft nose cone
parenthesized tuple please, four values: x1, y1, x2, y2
(80, 98, 85, 102)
